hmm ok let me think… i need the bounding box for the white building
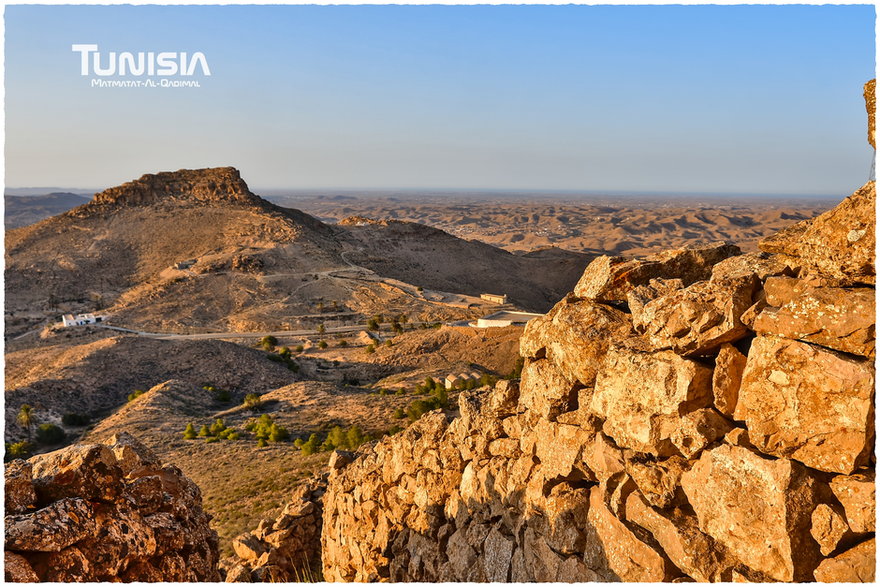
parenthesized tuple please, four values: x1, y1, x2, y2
(61, 313, 104, 327)
(480, 293, 508, 304)
(474, 311, 544, 329)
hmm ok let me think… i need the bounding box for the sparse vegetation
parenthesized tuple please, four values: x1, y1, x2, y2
(204, 385, 232, 403)
(318, 340, 328, 350)
(183, 423, 197, 440)
(338, 340, 349, 347)
(260, 335, 278, 351)
(367, 318, 380, 331)
(127, 389, 146, 402)
(294, 345, 304, 353)
(5, 441, 33, 461)
(317, 323, 326, 334)
(393, 407, 405, 419)
(365, 344, 375, 354)
(16, 405, 34, 439)
(62, 413, 91, 426)
(36, 423, 65, 445)
(246, 414, 290, 444)
(243, 393, 263, 411)
(267, 352, 300, 372)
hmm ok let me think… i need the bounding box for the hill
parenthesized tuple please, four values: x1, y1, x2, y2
(4, 192, 91, 229)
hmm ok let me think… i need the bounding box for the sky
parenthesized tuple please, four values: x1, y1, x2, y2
(3, 4, 876, 196)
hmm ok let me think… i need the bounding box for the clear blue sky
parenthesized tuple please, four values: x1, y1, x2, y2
(4, 4, 876, 195)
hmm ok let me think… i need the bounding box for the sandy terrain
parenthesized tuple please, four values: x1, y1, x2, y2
(272, 193, 836, 256)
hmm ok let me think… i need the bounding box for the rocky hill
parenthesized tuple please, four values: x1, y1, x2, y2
(4, 192, 91, 229)
(5, 167, 591, 338)
(4, 433, 219, 581)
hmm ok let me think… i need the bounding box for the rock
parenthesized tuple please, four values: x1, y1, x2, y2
(4, 460, 36, 514)
(482, 526, 514, 581)
(709, 251, 793, 282)
(866, 78, 876, 149)
(759, 182, 875, 285)
(105, 432, 161, 477)
(591, 348, 713, 456)
(680, 444, 821, 581)
(626, 278, 684, 319)
(6, 437, 220, 582)
(519, 358, 580, 421)
(574, 242, 741, 302)
(624, 455, 689, 510)
(582, 432, 626, 483)
(753, 281, 875, 357)
(829, 471, 875, 534)
(669, 408, 732, 459)
(328, 450, 354, 470)
(811, 503, 856, 556)
(625, 491, 735, 582)
(586, 485, 675, 581)
(5, 498, 95, 552)
(711, 343, 747, 417)
(734, 335, 874, 474)
(520, 297, 634, 387)
(29, 444, 123, 504)
(813, 538, 875, 582)
(231, 533, 267, 562)
(633, 275, 757, 356)
(4, 552, 40, 582)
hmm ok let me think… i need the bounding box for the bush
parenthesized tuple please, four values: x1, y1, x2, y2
(127, 389, 145, 402)
(5, 441, 33, 461)
(294, 345, 304, 353)
(260, 335, 278, 350)
(395, 388, 406, 396)
(210, 418, 227, 436)
(183, 423, 197, 440)
(317, 324, 326, 334)
(243, 393, 263, 411)
(386, 425, 403, 436)
(318, 340, 328, 350)
(299, 433, 320, 455)
(338, 340, 349, 347)
(367, 318, 379, 331)
(278, 346, 291, 358)
(35, 423, 65, 445)
(227, 431, 241, 441)
(385, 339, 393, 347)
(268, 423, 290, 442)
(257, 438, 268, 448)
(205, 437, 219, 444)
(393, 408, 406, 419)
(198, 424, 210, 437)
(209, 387, 232, 402)
(365, 344, 375, 355)
(62, 413, 90, 426)
(246, 414, 289, 444)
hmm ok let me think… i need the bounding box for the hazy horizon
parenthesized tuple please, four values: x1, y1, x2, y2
(5, 3, 875, 195)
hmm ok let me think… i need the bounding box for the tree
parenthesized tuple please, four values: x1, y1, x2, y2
(198, 424, 210, 437)
(5, 441, 32, 461)
(209, 418, 227, 436)
(367, 318, 379, 331)
(346, 425, 365, 449)
(323, 426, 346, 451)
(183, 423, 197, 440)
(300, 433, 320, 455)
(317, 323, 326, 334)
(17, 405, 34, 439)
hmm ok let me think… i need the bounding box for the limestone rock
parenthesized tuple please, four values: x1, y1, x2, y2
(586, 485, 675, 581)
(520, 297, 634, 386)
(625, 491, 736, 582)
(734, 335, 874, 474)
(633, 275, 757, 356)
(759, 182, 875, 285)
(709, 251, 793, 283)
(866, 78, 876, 149)
(4, 460, 36, 515)
(591, 348, 713, 456)
(624, 455, 689, 510)
(519, 358, 580, 421)
(669, 408, 732, 459)
(753, 281, 875, 357)
(813, 538, 875, 582)
(4, 551, 40, 582)
(829, 471, 875, 534)
(5, 436, 219, 582)
(711, 343, 747, 417)
(680, 444, 821, 581)
(574, 242, 741, 302)
(811, 503, 856, 556)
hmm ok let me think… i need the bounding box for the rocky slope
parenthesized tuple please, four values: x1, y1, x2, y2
(309, 81, 877, 583)
(317, 180, 875, 583)
(4, 433, 219, 581)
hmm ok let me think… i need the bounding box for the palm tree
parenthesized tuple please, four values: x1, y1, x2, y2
(17, 405, 34, 439)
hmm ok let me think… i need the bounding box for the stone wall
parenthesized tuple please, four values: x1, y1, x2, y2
(320, 179, 876, 582)
(4, 433, 220, 582)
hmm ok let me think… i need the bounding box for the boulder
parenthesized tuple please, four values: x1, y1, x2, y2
(624, 455, 689, 510)
(520, 297, 634, 386)
(4, 460, 36, 514)
(811, 503, 856, 556)
(4, 552, 40, 582)
(668, 408, 732, 459)
(29, 444, 124, 504)
(5, 498, 96, 552)
(586, 485, 675, 581)
(753, 281, 875, 357)
(633, 275, 757, 356)
(759, 182, 875, 285)
(829, 471, 875, 534)
(625, 491, 736, 582)
(813, 538, 875, 582)
(574, 242, 741, 302)
(519, 358, 580, 421)
(591, 348, 713, 456)
(734, 335, 874, 474)
(711, 343, 747, 417)
(680, 444, 821, 581)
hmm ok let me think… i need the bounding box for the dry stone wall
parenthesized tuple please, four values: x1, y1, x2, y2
(320, 176, 876, 582)
(4, 433, 220, 582)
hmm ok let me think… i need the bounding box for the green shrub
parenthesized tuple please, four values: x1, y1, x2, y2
(243, 393, 263, 411)
(385, 339, 393, 347)
(227, 431, 241, 441)
(183, 423, 197, 440)
(318, 340, 328, 350)
(198, 424, 210, 437)
(393, 408, 405, 419)
(278, 346, 291, 358)
(5, 441, 33, 461)
(260, 335, 278, 350)
(299, 433, 320, 455)
(395, 388, 405, 396)
(35, 423, 65, 445)
(205, 437, 219, 444)
(62, 413, 90, 426)
(257, 438, 268, 448)
(294, 345, 304, 353)
(127, 389, 145, 402)
(346, 425, 366, 449)
(386, 426, 403, 436)
(379, 388, 388, 396)
(317, 324, 326, 334)
(210, 387, 232, 402)
(365, 344, 375, 354)
(246, 414, 289, 444)
(338, 340, 349, 347)
(268, 423, 290, 442)
(209, 418, 227, 436)
(367, 318, 379, 331)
